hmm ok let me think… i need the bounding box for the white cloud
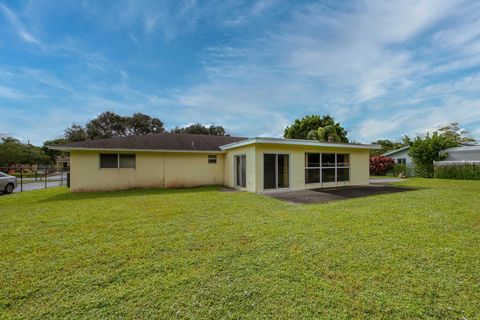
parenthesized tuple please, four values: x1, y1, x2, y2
(357, 98, 480, 141)
(0, 4, 42, 46)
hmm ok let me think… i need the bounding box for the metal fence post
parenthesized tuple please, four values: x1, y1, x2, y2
(45, 167, 47, 189)
(20, 170, 23, 192)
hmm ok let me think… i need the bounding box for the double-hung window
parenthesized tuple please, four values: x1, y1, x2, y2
(305, 153, 350, 183)
(100, 154, 136, 169)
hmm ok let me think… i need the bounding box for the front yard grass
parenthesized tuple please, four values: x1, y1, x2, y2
(1, 179, 479, 319)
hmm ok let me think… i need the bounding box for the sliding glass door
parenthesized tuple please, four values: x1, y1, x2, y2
(235, 155, 246, 188)
(264, 154, 289, 190)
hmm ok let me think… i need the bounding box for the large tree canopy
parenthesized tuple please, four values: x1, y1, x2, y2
(284, 115, 348, 142)
(171, 124, 225, 136)
(0, 137, 50, 166)
(63, 112, 165, 141)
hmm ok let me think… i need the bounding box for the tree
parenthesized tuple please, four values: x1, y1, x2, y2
(126, 113, 165, 136)
(65, 124, 88, 142)
(370, 139, 406, 156)
(58, 112, 166, 142)
(0, 137, 50, 166)
(317, 125, 341, 142)
(284, 115, 348, 142)
(42, 138, 69, 163)
(408, 132, 457, 178)
(171, 123, 225, 136)
(438, 123, 476, 144)
(407, 122, 475, 178)
(85, 111, 127, 139)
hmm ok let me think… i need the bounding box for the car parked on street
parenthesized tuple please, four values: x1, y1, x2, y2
(0, 172, 18, 194)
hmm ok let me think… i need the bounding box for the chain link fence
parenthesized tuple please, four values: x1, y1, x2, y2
(0, 165, 69, 193)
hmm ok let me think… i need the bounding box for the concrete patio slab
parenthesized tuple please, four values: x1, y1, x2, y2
(265, 185, 416, 204)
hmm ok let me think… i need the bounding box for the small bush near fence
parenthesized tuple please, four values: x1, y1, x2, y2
(435, 164, 480, 180)
(391, 163, 415, 177)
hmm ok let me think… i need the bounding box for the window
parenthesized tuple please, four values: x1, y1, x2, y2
(100, 154, 118, 168)
(397, 158, 406, 165)
(120, 154, 136, 168)
(100, 153, 136, 169)
(0, 172, 5, 177)
(305, 153, 321, 184)
(208, 155, 217, 164)
(336, 154, 350, 182)
(305, 153, 350, 184)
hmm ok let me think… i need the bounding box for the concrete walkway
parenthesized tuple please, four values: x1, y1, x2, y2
(369, 178, 405, 184)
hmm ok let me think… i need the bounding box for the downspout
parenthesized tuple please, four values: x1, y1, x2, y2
(162, 152, 166, 188)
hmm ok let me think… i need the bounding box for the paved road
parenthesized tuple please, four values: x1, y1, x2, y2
(13, 181, 64, 192)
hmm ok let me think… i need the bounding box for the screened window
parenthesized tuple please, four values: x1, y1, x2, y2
(397, 158, 406, 165)
(305, 153, 350, 184)
(208, 155, 217, 164)
(119, 154, 136, 168)
(100, 154, 118, 168)
(100, 154, 136, 169)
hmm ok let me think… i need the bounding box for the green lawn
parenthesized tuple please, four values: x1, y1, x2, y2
(1, 179, 479, 319)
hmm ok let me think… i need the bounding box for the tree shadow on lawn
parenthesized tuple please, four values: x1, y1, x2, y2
(39, 185, 223, 203)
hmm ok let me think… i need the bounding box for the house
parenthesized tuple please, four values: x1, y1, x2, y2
(50, 133, 379, 192)
(438, 145, 480, 163)
(55, 155, 70, 171)
(383, 146, 412, 165)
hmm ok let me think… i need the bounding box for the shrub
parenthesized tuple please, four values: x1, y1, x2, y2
(434, 164, 480, 180)
(414, 163, 434, 178)
(390, 163, 415, 177)
(369, 156, 395, 176)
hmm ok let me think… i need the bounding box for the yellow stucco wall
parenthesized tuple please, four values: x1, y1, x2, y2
(224, 143, 370, 193)
(70, 143, 370, 192)
(70, 150, 224, 192)
(223, 145, 256, 192)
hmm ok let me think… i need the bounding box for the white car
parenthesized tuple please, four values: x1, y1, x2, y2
(0, 172, 18, 194)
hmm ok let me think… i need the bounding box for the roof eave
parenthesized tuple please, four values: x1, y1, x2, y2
(48, 146, 226, 153)
(220, 138, 380, 150)
(382, 146, 410, 156)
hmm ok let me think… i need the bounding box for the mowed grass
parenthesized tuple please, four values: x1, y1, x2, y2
(0, 179, 479, 319)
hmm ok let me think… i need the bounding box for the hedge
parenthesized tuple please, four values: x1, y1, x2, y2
(434, 164, 480, 180)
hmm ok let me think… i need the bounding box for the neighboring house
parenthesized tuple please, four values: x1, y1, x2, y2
(55, 155, 70, 171)
(439, 145, 480, 162)
(383, 146, 412, 165)
(50, 133, 379, 193)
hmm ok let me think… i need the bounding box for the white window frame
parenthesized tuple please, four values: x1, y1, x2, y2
(305, 153, 350, 184)
(208, 154, 217, 164)
(234, 154, 247, 188)
(263, 153, 291, 190)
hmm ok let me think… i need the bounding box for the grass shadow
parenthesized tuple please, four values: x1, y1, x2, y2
(39, 185, 222, 203)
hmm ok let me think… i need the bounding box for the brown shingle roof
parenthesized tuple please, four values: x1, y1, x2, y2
(52, 133, 247, 152)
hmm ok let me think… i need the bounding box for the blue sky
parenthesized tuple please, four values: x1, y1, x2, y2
(1, 0, 480, 145)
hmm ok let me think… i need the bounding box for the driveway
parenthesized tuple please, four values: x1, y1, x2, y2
(265, 185, 416, 204)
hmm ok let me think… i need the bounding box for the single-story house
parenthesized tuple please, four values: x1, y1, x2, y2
(383, 146, 412, 165)
(50, 133, 380, 193)
(440, 145, 480, 162)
